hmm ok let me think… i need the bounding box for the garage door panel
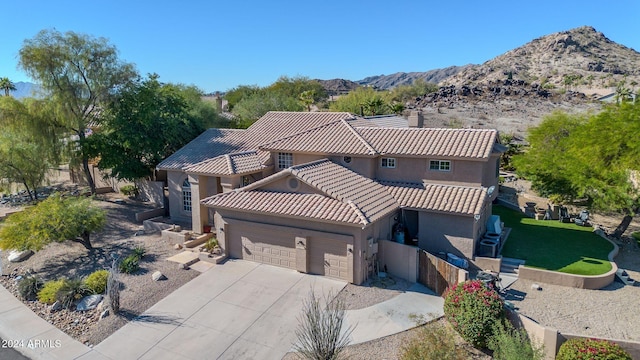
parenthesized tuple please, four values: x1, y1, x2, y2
(228, 228, 297, 270)
(309, 237, 349, 281)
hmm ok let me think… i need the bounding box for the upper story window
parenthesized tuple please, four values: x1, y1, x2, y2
(429, 160, 451, 171)
(278, 152, 293, 169)
(381, 157, 396, 168)
(182, 178, 192, 212)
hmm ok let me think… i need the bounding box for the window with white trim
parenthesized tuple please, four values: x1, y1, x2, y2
(182, 178, 192, 212)
(381, 158, 396, 168)
(429, 160, 451, 171)
(278, 152, 293, 169)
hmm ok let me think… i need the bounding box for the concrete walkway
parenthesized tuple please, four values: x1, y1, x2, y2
(0, 261, 445, 360)
(344, 283, 444, 344)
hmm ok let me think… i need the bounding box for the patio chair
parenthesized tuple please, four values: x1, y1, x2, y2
(574, 210, 589, 226)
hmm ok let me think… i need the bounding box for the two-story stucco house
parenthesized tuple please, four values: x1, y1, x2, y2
(157, 111, 504, 284)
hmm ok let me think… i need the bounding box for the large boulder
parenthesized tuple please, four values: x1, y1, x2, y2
(8, 250, 33, 262)
(76, 295, 103, 311)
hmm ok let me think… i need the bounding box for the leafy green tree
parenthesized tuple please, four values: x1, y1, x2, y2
(87, 74, 219, 181)
(232, 91, 303, 127)
(0, 194, 106, 250)
(390, 78, 438, 102)
(18, 29, 138, 193)
(267, 76, 327, 103)
(514, 103, 640, 237)
(298, 90, 315, 111)
(0, 97, 61, 200)
(224, 84, 261, 111)
(0, 77, 17, 96)
(329, 87, 393, 115)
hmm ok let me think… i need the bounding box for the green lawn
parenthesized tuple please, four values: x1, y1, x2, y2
(494, 206, 613, 275)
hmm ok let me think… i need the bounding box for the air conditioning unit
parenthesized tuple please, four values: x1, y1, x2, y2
(478, 238, 499, 258)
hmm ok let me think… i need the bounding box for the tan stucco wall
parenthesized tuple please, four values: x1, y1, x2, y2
(212, 208, 369, 284)
(374, 157, 488, 186)
(418, 212, 475, 259)
(328, 156, 376, 178)
(378, 240, 419, 282)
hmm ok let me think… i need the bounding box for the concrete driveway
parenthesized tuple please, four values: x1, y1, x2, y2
(85, 260, 346, 360)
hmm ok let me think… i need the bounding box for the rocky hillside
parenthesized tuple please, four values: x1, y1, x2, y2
(356, 65, 473, 89)
(315, 78, 360, 96)
(443, 26, 640, 91)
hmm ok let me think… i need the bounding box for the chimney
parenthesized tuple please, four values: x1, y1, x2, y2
(408, 110, 424, 128)
(215, 91, 222, 113)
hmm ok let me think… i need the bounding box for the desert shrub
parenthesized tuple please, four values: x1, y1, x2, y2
(56, 278, 91, 308)
(132, 246, 146, 260)
(18, 275, 43, 301)
(401, 323, 466, 360)
(488, 320, 544, 360)
(119, 254, 140, 274)
(443, 280, 504, 348)
(38, 279, 66, 304)
(556, 338, 631, 360)
(85, 269, 109, 294)
(294, 290, 353, 360)
(203, 238, 219, 253)
(120, 185, 138, 197)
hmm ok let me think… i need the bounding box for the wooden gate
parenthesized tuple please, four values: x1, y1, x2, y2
(418, 250, 463, 296)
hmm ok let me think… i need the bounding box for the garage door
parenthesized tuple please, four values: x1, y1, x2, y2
(309, 237, 349, 281)
(228, 227, 297, 270)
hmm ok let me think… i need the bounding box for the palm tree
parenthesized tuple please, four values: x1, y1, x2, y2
(298, 90, 315, 112)
(363, 97, 386, 116)
(0, 77, 17, 96)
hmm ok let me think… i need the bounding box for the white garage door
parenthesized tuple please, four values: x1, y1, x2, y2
(229, 227, 297, 270)
(309, 237, 349, 281)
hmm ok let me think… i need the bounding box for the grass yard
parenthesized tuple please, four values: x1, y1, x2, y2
(494, 205, 613, 275)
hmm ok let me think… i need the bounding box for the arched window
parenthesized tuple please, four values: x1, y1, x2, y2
(182, 178, 192, 212)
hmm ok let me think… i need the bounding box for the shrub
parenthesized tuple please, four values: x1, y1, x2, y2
(632, 232, 640, 246)
(294, 290, 353, 360)
(488, 320, 544, 360)
(119, 254, 140, 274)
(18, 275, 43, 301)
(132, 246, 146, 260)
(85, 269, 109, 294)
(401, 323, 466, 360)
(120, 185, 138, 197)
(38, 279, 66, 304)
(56, 278, 91, 308)
(443, 280, 504, 348)
(203, 238, 219, 253)
(556, 338, 631, 360)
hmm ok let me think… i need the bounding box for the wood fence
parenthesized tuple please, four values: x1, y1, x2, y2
(418, 250, 463, 296)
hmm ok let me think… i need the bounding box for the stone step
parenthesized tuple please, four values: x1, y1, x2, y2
(616, 269, 637, 286)
(500, 258, 524, 275)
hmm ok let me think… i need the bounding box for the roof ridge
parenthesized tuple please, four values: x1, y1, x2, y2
(343, 120, 378, 155)
(421, 181, 488, 191)
(258, 119, 346, 149)
(289, 158, 331, 172)
(346, 200, 369, 226)
(224, 154, 234, 174)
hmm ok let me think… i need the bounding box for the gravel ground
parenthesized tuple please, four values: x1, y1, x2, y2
(0, 195, 199, 347)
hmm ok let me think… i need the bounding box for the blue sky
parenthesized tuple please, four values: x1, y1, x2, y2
(2, 1, 639, 93)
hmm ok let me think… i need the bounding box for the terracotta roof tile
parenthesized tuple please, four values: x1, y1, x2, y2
(184, 151, 265, 175)
(157, 112, 355, 170)
(202, 191, 364, 225)
(383, 181, 487, 216)
(260, 120, 377, 155)
(356, 128, 498, 159)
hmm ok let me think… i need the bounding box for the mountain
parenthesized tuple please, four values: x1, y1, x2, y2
(315, 78, 360, 96)
(443, 26, 640, 90)
(356, 65, 474, 89)
(10, 82, 41, 98)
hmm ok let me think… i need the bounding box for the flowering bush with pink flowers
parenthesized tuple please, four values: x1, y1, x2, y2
(443, 280, 504, 348)
(557, 338, 631, 360)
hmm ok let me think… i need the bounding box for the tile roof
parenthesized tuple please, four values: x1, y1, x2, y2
(157, 112, 355, 170)
(156, 129, 252, 170)
(184, 151, 266, 176)
(260, 120, 377, 156)
(355, 128, 498, 159)
(202, 191, 366, 225)
(383, 181, 487, 216)
(203, 159, 399, 226)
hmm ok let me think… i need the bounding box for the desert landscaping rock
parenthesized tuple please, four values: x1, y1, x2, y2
(151, 270, 166, 281)
(8, 250, 33, 262)
(173, 243, 182, 250)
(49, 301, 63, 313)
(76, 295, 103, 311)
(99, 309, 109, 320)
(178, 263, 188, 270)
